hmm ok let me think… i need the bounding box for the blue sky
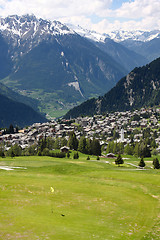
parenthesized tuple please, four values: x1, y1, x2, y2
(0, 0, 159, 33)
(111, 0, 134, 10)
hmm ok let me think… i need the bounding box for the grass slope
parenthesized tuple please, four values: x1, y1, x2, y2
(0, 155, 160, 240)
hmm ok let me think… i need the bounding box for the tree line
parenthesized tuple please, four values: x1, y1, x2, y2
(0, 131, 101, 158)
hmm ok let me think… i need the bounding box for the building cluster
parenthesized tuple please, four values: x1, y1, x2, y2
(0, 107, 160, 151)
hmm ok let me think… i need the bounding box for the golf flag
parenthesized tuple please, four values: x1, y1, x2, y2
(50, 187, 54, 193)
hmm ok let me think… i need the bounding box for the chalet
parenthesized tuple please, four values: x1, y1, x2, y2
(106, 153, 116, 158)
(60, 146, 70, 153)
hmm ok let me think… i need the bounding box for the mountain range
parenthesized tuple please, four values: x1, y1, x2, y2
(64, 57, 160, 119)
(0, 14, 160, 124)
(0, 14, 127, 118)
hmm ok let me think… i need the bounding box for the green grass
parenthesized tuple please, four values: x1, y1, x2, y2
(0, 155, 160, 240)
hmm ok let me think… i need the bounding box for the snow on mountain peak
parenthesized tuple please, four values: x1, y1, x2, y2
(0, 14, 74, 38)
(106, 29, 160, 42)
(0, 15, 75, 59)
(67, 23, 160, 43)
(66, 23, 109, 43)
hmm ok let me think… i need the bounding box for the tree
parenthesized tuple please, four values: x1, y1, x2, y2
(153, 158, 160, 169)
(106, 141, 114, 154)
(42, 148, 50, 156)
(138, 157, 145, 168)
(134, 142, 140, 157)
(60, 138, 67, 148)
(151, 139, 157, 148)
(9, 124, 14, 134)
(8, 147, 15, 158)
(78, 136, 86, 153)
(151, 149, 158, 156)
(73, 152, 79, 159)
(24, 144, 37, 156)
(0, 145, 5, 158)
(115, 154, 124, 166)
(67, 152, 70, 158)
(86, 138, 92, 155)
(67, 131, 78, 150)
(112, 129, 119, 140)
(91, 138, 101, 156)
(124, 143, 134, 155)
(38, 137, 47, 152)
(141, 144, 151, 158)
(0, 148, 5, 157)
(46, 137, 55, 150)
(54, 137, 61, 149)
(113, 142, 118, 154)
(12, 144, 22, 156)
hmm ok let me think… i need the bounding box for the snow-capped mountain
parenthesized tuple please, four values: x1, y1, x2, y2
(0, 14, 159, 119)
(0, 14, 75, 59)
(67, 23, 160, 43)
(0, 14, 127, 118)
(107, 29, 160, 42)
(67, 23, 160, 67)
(66, 23, 108, 43)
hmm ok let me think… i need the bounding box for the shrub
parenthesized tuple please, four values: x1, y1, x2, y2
(49, 151, 66, 158)
(138, 157, 145, 168)
(115, 154, 124, 166)
(73, 152, 79, 159)
(153, 158, 160, 169)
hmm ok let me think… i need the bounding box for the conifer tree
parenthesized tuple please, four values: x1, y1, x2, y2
(91, 138, 101, 156)
(86, 138, 92, 155)
(67, 131, 78, 150)
(78, 136, 86, 153)
(153, 158, 160, 169)
(138, 157, 145, 168)
(115, 154, 124, 166)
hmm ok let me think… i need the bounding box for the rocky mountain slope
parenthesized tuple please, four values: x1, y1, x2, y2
(0, 15, 160, 119)
(69, 25, 160, 68)
(0, 15, 126, 117)
(64, 57, 160, 118)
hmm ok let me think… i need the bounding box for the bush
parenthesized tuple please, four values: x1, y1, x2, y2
(115, 154, 124, 166)
(0, 149, 5, 158)
(138, 157, 145, 168)
(42, 148, 50, 156)
(86, 156, 90, 160)
(49, 151, 66, 158)
(153, 158, 160, 169)
(73, 152, 79, 159)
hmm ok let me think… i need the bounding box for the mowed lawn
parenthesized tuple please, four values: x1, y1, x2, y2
(0, 155, 160, 240)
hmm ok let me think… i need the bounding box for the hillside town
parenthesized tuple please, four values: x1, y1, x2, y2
(0, 107, 160, 154)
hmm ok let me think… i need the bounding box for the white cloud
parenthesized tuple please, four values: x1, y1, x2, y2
(0, 0, 159, 33)
(0, 0, 112, 18)
(115, 0, 160, 19)
(87, 0, 160, 32)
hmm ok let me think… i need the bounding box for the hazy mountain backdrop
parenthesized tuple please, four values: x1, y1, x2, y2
(0, 14, 160, 123)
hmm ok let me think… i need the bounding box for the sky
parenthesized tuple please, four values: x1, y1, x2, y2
(0, 0, 160, 33)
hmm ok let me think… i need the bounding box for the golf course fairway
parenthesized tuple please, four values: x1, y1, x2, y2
(0, 155, 160, 240)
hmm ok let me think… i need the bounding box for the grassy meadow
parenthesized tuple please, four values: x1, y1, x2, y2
(0, 153, 160, 240)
